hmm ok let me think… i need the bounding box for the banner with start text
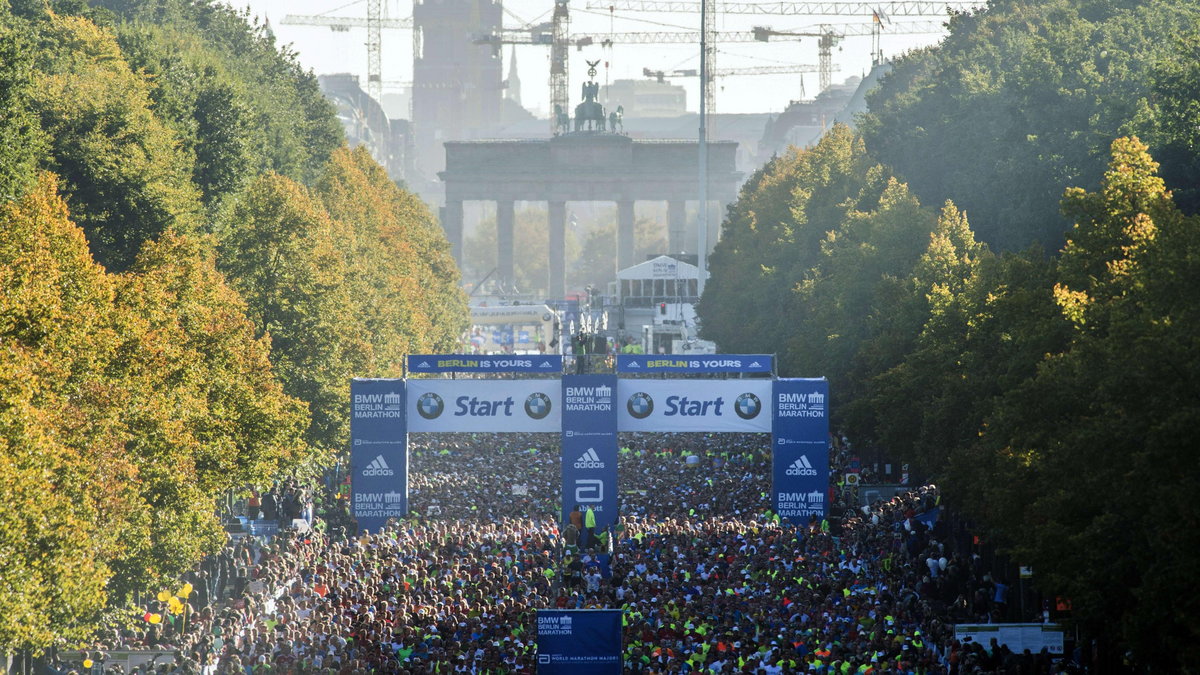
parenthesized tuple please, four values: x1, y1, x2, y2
(406, 379, 561, 432)
(772, 378, 829, 524)
(616, 380, 772, 432)
(536, 609, 622, 675)
(350, 379, 408, 533)
(561, 374, 619, 532)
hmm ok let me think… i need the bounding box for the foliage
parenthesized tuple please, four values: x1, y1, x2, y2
(859, 0, 1200, 252)
(0, 7, 46, 202)
(0, 0, 468, 652)
(0, 174, 132, 651)
(27, 11, 201, 271)
(700, 125, 887, 356)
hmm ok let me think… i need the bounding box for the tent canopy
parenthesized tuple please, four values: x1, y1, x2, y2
(617, 255, 699, 281)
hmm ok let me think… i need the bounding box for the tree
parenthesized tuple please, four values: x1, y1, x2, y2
(0, 7, 45, 202)
(27, 12, 201, 271)
(217, 172, 363, 455)
(569, 211, 668, 290)
(463, 207, 581, 295)
(0, 173, 134, 651)
(314, 146, 468, 364)
(700, 125, 887, 357)
(859, 0, 1200, 252)
(969, 138, 1200, 668)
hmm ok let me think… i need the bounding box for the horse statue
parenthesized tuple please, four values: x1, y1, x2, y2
(574, 79, 606, 131)
(573, 60, 607, 132)
(608, 105, 624, 133)
(554, 104, 571, 135)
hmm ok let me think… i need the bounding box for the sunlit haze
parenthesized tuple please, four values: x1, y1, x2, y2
(239, 0, 956, 117)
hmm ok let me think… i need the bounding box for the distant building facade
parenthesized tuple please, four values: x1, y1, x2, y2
(599, 79, 687, 118)
(319, 74, 413, 183)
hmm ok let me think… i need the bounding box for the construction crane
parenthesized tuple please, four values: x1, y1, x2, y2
(568, 20, 944, 93)
(584, 0, 980, 14)
(281, 3, 413, 103)
(643, 64, 820, 79)
(643, 64, 820, 98)
(475, 17, 944, 121)
(584, 0, 971, 109)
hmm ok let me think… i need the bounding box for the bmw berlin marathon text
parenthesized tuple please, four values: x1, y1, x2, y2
(350, 360, 830, 534)
(350, 381, 408, 530)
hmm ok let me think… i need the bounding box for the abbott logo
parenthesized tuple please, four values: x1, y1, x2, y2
(362, 455, 395, 477)
(575, 479, 603, 503)
(574, 448, 605, 469)
(786, 455, 818, 476)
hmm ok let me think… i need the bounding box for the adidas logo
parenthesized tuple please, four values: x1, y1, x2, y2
(573, 448, 605, 469)
(785, 455, 818, 476)
(362, 454, 395, 477)
(417, 361, 430, 368)
(749, 361, 761, 368)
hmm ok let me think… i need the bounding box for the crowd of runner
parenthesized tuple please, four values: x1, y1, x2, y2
(70, 432, 1073, 675)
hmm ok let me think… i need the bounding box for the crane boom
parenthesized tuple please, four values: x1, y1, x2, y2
(280, 14, 413, 29)
(584, 0, 976, 14)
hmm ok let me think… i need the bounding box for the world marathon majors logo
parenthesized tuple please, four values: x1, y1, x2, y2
(525, 392, 553, 420)
(416, 392, 445, 420)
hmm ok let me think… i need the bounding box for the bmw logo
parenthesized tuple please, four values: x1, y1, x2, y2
(525, 392, 552, 420)
(416, 392, 444, 419)
(627, 392, 654, 419)
(734, 392, 762, 420)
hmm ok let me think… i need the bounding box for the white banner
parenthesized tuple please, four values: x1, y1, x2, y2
(407, 380, 562, 432)
(617, 380, 772, 432)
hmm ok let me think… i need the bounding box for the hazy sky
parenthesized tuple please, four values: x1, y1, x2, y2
(237, 0, 954, 116)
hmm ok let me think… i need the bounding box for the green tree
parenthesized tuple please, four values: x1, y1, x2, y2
(27, 12, 201, 271)
(700, 125, 886, 357)
(217, 173, 362, 455)
(859, 0, 1200, 252)
(970, 138, 1200, 668)
(0, 6, 46, 202)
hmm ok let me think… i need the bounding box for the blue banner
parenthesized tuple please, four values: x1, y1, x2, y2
(616, 354, 773, 373)
(562, 375, 619, 536)
(350, 379, 408, 534)
(772, 378, 829, 524)
(536, 609, 622, 674)
(407, 354, 563, 373)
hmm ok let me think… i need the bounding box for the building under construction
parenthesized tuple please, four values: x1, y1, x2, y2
(410, 0, 505, 196)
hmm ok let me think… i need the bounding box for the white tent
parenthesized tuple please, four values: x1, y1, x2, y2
(617, 255, 699, 281)
(616, 255, 700, 304)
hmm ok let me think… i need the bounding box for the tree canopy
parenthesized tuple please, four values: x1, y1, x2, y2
(0, 0, 467, 653)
